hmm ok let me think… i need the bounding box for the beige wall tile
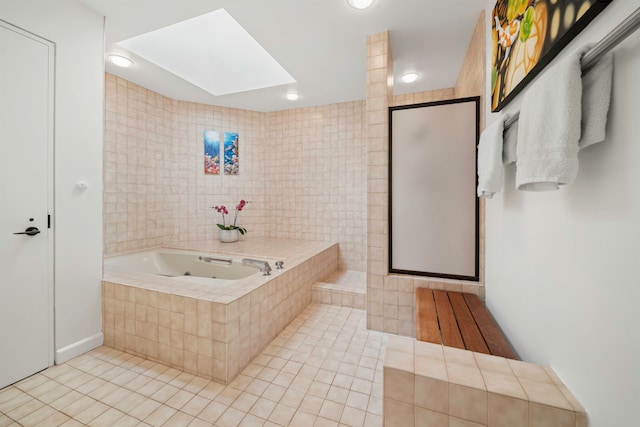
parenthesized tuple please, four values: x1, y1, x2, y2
(575, 412, 588, 427)
(415, 375, 448, 413)
(384, 398, 415, 427)
(415, 356, 448, 382)
(104, 74, 366, 271)
(481, 371, 527, 400)
(444, 346, 478, 366)
(508, 359, 552, 382)
(529, 403, 575, 427)
(519, 378, 573, 410)
(449, 384, 488, 425)
(449, 416, 487, 427)
(415, 407, 448, 427)
(447, 363, 486, 390)
(474, 353, 512, 374)
(488, 393, 528, 427)
(384, 368, 415, 403)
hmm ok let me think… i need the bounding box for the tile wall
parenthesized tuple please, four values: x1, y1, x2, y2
(104, 76, 179, 253)
(104, 14, 485, 338)
(172, 101, 268, 244)
(365, 19, 486, 338)
(455, 11, 487, 287)
(365, 31, 397, 334)
(104, 75, 267, 254)
(264, 103, 367, 271)
(455, 11, 487, 119)
(104, 74, 366, 271)
(391, 89, 456, 107)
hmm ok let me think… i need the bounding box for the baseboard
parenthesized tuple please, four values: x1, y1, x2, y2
(55, 332, 104, 364)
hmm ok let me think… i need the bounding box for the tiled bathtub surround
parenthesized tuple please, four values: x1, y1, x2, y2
(383, 336, 587, 427)
(104, 74, 366, 271)
(102, 238, 338, 384)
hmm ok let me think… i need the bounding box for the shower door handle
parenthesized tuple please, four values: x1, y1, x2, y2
(13, 227, 41, 236)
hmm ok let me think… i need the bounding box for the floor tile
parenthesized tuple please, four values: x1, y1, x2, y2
(0, 305, 389, 427)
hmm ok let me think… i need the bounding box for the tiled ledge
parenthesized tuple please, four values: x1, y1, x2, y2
(367, 274, 484, 338)
(312, 281, 367, 309)
(312, 270, 367, 309)
(383, 336, 587, 427)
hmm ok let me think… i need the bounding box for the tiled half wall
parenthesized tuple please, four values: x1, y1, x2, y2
(383, 336, 587, 427)
(102, 242, 338, 384)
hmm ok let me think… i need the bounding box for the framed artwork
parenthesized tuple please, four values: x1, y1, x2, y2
(389, 98, 480, 281)
(223, 132, 239, 175)
(491, 0, 612, 111)
(204, 130, 220, 174)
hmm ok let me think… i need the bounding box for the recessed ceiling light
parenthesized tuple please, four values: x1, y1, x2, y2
(286, 92, 300, 101)
(107, 54, 134, 68)
(347, 0, 375, 10)
(401, 72, 420, 83)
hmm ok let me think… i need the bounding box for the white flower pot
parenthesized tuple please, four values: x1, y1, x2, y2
(219, 229, 239, 243)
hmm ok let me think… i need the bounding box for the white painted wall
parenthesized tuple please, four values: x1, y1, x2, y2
(2, 0, 105, 362)
(484, 1, 640, 426)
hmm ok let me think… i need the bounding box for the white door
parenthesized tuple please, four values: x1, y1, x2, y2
(0, 21, 54, 389)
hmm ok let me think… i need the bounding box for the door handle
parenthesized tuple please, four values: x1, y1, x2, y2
(13, 227, 40, 236)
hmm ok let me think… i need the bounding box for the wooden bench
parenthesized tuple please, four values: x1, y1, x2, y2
(416, 288, 518, 359)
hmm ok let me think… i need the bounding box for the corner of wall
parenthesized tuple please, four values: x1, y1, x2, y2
(366, 16, 488, 337)
(55, 333, 104, 364)
(454, 10, 487, 287)
(365, 31, 395, 333)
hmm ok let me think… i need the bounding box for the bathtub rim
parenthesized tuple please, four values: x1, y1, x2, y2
(105, 247, 279, 278)
(102, 239, 337, 305)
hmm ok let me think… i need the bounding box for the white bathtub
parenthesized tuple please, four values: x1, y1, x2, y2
(104, 248, 265, 284)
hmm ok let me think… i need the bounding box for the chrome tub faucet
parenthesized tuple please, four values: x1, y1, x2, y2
(242, 258, 272, 276)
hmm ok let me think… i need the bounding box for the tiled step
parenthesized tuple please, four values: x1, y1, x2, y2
(383, 335, 587, 427)
(312, 270, 366, 309)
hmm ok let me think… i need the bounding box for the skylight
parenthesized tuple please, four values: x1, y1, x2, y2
(117, 9, 296, 96)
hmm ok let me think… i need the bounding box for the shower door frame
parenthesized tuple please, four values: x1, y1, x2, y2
(388, 97, 480, 282)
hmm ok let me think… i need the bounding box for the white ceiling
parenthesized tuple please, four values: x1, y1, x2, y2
(79, 0, 487, 112)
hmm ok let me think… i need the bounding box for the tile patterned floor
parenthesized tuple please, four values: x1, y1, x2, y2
(0, 304, 387, 427)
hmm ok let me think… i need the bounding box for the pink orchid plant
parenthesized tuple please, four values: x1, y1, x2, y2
(212, 200, 248, 235)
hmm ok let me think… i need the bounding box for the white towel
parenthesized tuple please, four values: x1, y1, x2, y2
(516, 50, 583, 191)
(477, 113, 509, 198)
(579, 51, 614, 149)
(503, 120, 518, 165)
(502, 49, 613, 169)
